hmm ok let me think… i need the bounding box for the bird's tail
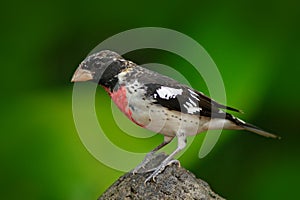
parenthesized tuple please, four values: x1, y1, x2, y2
(242, 123, 279, 139)
(235, 118, 280, 139)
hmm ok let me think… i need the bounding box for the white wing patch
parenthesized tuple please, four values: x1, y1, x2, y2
(180, 89, 202, 114)
(188, 98, 197, 106)
(188, 89, 200, 101)
(183, 104, 202, 114)
(156, 86, 183, 100)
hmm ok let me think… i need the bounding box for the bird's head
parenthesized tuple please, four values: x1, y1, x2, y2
(71, 50, 126, 88)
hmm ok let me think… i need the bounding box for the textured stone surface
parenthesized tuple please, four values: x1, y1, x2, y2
(98, 153, 225, 200)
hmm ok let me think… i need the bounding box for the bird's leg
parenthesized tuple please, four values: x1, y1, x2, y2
(144, 131, 187, 184)
(132, 136, 174, 174)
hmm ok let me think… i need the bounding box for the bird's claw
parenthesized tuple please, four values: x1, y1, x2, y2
(144, 159, 180, 185)
(167, 159, 181, 167)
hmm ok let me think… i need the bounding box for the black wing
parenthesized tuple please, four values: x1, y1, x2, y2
(144, 82, 240, 118)
(126, 64, 241, 119)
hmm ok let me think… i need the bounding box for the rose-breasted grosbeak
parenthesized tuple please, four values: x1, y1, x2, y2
(71, 50, 278, 183)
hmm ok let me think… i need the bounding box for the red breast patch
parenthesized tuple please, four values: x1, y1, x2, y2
(103, 86, 142, 127)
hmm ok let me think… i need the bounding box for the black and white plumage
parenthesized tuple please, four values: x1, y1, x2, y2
(71, 50, 279, 183)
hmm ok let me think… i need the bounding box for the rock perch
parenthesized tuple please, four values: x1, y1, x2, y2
(98, 153, 225, 200)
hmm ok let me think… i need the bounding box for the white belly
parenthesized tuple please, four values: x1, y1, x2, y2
(130, 101, 211, 137)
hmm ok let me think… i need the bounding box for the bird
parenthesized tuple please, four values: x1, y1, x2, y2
(71, 50, 279, 183)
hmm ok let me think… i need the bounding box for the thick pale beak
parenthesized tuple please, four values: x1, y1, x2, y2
(71, 67, 93, 82)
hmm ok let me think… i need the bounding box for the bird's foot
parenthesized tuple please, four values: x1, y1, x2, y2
(144, 159, 180, 184)
(131, 152, 156, 174)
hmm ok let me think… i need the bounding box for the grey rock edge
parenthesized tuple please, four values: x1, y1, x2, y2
(98, 153, 225, 200)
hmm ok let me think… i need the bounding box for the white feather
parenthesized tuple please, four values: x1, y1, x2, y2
(156, 86, 183, 100)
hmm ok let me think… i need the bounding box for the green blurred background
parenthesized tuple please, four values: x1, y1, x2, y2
(1, 0, 299, 199)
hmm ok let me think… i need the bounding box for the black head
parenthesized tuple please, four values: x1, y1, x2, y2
(71, 50, 127, 89)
